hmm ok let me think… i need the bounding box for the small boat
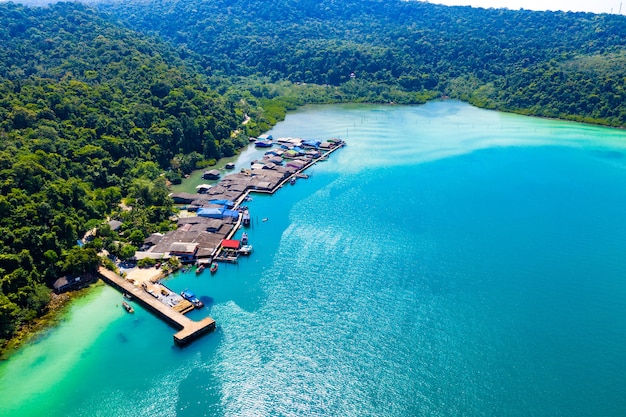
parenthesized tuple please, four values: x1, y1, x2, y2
(122, 301, 134, 313)
(238, 245, 253, 255)
(262, 217, 268, 222)
(290, 177, 296, 185)
(181, 290, 204, 308)
(210, 262, 218, 273)
(243, 210, 250, 226)
(123, 293, 132, 300)
(241, 232, 249, 245)
(225, 162, 235, 169)
(196, 264, 205, 274)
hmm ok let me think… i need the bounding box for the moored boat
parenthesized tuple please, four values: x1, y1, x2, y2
(122, 301, 134, 313)
(243, 210, 250, 227)
(196, 264, 205, 274)
(238, 245, 253, 255)
(210, 262, 218, 273)
(181, 290, 204, 308)
(241, 232, 248, 245)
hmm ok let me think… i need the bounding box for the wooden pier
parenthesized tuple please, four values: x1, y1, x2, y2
(98, 267, 216, 346)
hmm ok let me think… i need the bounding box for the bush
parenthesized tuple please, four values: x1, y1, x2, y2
(137, 257, 157, 268)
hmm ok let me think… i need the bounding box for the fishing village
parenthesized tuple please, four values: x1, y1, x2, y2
(98, 136, 346, 346)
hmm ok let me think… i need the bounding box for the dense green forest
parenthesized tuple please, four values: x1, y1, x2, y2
(1, 0, 626, 349)
(98, 0, 626, 124)
(0, 2, 257, 346)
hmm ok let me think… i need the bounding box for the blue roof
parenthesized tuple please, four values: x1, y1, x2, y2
(302, 140, 321, 148)
(197, 208, 223, 218)
(209, 199, 235, 207)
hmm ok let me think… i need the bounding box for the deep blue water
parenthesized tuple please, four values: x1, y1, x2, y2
(2, 101, 626, 416)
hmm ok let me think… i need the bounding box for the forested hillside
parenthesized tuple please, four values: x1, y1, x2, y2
(99, 0, 626, 125)
(0, 2, 251, 346)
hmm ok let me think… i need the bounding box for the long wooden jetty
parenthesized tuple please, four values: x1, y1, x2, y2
(98, 267, 216, 346)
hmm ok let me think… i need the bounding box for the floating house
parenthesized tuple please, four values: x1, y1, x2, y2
(255, 140, 273, 148)
(302, 139, 321, 149)
(202, 170, 221, 180)
(195, 184, 213, 194)
(286, 159, 307, 170)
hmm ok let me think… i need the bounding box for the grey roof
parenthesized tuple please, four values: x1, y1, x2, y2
(144, 233, 164, 245)
(169, 242, 199, 254)
(108, 220, 123, 230)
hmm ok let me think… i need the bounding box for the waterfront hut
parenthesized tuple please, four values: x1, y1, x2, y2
(227, 183, 248, 193)
(221, 239, 241, 252)
(286, 159, 307, 170)
(202, 169, 221, 180)
(266, 156, 283, 165)
(53, 276, 79, 294)
(168, 242, 199, 261)
(252, 181, 273, 191)
(197, 207, 224, 219)
(142, 233, 164, 249)
(255, 140, 273, 148)
(195, 184, 213, 194)
(285, 138, 303, 147)
(302, 139, 321, 149)
(170, 192, 200, 204)
(204, 219, 225, 233)
(284, 149, 299, 159)
(197, 207, 239, 220)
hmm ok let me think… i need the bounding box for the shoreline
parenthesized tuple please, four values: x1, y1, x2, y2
(0, 266, 163, 361)
(0, 282, 104, 361)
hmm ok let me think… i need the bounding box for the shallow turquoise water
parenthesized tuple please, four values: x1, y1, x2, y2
(2, 101, 626, 416)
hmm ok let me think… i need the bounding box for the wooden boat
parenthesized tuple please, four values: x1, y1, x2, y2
(290, 177, 296, 185)
(241, 232, 249, 245)
(122, 301, 134, 313)
(196, 264, 205, 274)
(210, 262, 218, 273)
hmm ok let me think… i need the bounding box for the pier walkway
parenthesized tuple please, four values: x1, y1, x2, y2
(98, 267, 215, 346)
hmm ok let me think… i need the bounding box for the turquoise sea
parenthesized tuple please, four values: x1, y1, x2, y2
(2, 100, 626, 416)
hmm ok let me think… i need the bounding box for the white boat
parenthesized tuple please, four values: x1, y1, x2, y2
(238, 245, 253, 255)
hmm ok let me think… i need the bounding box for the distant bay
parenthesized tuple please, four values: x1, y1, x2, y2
(2, 100, 626, 416)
